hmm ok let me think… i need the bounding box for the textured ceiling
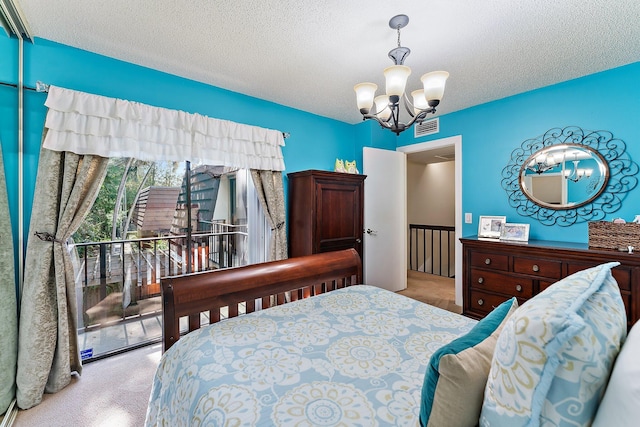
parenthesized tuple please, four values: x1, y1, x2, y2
(11, 0, 640, 124)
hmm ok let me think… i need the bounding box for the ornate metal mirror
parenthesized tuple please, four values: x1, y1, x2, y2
(519, 144, 608, 209)
(502, 126, 638, 226)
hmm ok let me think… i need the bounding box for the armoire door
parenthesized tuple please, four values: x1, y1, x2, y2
(315, 178, 363, 257)
(287, 170, 365, 261)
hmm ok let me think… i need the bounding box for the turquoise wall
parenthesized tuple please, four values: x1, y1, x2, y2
(1, 37, 358, 253)
(3, 33, 639, 261)
(397, 62, 640, 243)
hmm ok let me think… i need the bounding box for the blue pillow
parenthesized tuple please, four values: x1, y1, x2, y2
(420, 297, 518, 427)
(480, 262, 626, 427)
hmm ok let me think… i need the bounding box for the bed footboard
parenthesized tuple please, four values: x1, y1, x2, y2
(161, 248, 362, 351)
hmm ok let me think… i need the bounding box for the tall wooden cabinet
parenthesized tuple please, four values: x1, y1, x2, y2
(461, 237, 639, 329)
(288, 170, 366, 261)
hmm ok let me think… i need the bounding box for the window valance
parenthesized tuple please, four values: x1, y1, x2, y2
(42, 86, 285, 171)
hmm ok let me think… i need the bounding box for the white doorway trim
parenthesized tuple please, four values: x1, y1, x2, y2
(397, 135, 463, 306)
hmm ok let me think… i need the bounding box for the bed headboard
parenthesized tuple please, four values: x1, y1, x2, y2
(161, 248, 362, 352)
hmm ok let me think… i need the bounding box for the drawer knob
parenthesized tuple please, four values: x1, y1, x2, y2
(485, 258, 491, 265)
(516, 284, 523, 292)
(478, 298, 485, 306)
(532, 264, 540, 272)
(478, 277, 484, 284)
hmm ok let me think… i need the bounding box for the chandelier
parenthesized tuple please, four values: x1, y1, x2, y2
(354, 15, 449, 136)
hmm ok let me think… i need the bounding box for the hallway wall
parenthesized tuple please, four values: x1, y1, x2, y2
(407, 160, 455, 226)
(407, 160, 455, 276)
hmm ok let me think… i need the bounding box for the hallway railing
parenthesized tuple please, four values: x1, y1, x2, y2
(409, 224, 455, 277)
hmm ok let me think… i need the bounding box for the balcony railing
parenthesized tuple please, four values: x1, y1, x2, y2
(73, 226, 247, 361)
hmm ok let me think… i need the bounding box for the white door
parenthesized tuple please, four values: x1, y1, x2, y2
(363, 147, 407, 292)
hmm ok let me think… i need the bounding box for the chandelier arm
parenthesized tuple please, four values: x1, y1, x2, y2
(362, 106, 393, 123)
(362, 113, 393, 129)
(402, 93, 416, 118)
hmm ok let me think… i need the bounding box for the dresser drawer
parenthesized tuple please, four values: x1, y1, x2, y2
(468, 289, 519, 317)
(539, 280, 556, 292)
(566, 263, 631, 292)
(513, 257, 562, 279)
(470, 269, 533, 298)
(470, 251, 509, 271)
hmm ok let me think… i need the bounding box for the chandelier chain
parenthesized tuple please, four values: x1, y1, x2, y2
(397, 27, 401, 48)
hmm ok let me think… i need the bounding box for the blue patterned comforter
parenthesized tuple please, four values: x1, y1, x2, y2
(145, 285, 476, 426)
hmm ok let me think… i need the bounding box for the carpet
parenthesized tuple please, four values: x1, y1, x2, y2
(13, 343, 161, 427)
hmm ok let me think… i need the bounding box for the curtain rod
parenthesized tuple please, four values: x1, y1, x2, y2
(0, 80, 49, 92)
(0, 80, 290, 138)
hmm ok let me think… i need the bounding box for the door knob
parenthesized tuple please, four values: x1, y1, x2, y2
(365, 228, 377, 235)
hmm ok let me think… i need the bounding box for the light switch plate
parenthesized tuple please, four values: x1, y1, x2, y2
(465, 212, 472, 224)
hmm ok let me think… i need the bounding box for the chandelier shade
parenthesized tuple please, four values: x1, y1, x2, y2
(384, 65, 411, 98)
(374, 95, 392, 120)
(354, 14, 449, 135)
(354, 82, 378, 112)
(422, 71, 449, 103)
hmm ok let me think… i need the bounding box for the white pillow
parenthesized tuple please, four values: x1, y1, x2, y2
(592, 320, 640, 427)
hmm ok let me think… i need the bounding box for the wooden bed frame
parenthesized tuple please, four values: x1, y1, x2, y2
(161, 248, 362, 352)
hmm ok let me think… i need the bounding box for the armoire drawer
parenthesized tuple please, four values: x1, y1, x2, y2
(469, 269, 533, 298)
(513, 257, 562, 279)
(469, 251, 509, 271)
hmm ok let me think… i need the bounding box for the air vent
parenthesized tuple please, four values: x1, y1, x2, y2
(414, 118, 439, 138)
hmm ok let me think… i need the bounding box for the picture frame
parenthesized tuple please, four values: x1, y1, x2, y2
(500, 223, 530, 242)
(478, 215, 506, 239)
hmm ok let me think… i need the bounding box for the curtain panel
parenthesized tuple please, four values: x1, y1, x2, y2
(0, 140, 18, 415)
(250, 170, 288, 261)
(42, 86, 286, 171)
(16, 148, 109, 409)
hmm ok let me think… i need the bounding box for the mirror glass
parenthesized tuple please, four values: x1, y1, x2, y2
(519, 144, 609, 209)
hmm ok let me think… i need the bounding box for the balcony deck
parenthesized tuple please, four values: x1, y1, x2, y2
(75, 229, 247, 361)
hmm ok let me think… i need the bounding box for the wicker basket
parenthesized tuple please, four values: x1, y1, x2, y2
(588, 221, 640, 251)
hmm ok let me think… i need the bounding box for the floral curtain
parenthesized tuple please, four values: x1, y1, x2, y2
(16, 147, 109, 409)
(250, 170, 287, 261)
(0, 140, 17, 415)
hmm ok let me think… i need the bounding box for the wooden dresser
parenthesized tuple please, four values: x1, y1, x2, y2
(461, 237, 639, 329)
(288, 170, 366, 261)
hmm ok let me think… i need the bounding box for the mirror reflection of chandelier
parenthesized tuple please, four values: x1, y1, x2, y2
(563, 157, 593, 182)
(353, 15, 449, 136)
(527, 153, 560, 174)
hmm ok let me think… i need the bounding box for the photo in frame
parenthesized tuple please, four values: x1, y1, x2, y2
(500, 223, 530, 242)
(478, 216, 506, 239)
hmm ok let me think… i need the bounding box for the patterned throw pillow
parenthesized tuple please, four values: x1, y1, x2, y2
(420, 297, 519, 427)
(480, 262, 627, 427)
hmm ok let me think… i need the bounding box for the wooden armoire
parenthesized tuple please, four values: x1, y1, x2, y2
(287, 170, 366, 261)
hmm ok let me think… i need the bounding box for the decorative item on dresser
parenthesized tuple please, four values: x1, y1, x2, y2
(461, 237, 639, 329)
(588, 220, 640, 251)
(287, 170, 366, 260)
